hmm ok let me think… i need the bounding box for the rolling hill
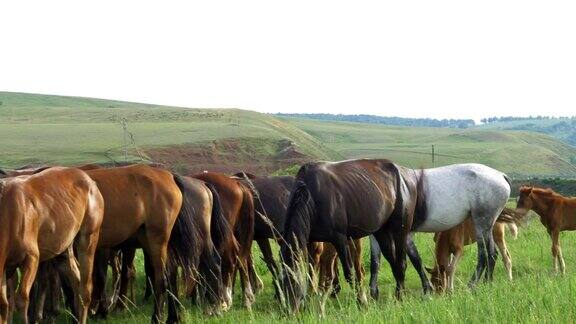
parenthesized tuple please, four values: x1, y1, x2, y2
(280, 117, 576, 178)
(1, 91, 576, 178)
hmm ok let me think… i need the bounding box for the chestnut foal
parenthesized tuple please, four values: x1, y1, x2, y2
(427, 208, 519, 293)
(516, 186, 576, 274)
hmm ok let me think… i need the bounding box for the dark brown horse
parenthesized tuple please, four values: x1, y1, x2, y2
(280, 159, 417, 312)
(233, 173, 294, 297)
(516, 186, 576, 273)
(0, 167, 104, 324)
(192, 172, 255, 310)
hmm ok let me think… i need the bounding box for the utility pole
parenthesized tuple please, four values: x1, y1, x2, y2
(432, 144, 435, 167)
(121, 118, 128, 162)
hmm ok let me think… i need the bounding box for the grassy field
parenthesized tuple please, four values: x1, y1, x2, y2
(52, 212, 575, 323)
(3, 92, 576, 322)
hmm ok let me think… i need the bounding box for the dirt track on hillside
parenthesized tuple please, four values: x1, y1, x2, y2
(145, 138, 310, 175)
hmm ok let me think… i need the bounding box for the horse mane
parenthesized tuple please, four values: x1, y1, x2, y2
(523, 186, 569, 200)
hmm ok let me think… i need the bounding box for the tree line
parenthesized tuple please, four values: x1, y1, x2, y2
(275, 113, 475, 128)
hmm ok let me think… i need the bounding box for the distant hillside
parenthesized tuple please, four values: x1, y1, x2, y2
(280, 116, 576, 179)
(2, 92, 576, 178)
(0, 92, 339, 171)
(274, 113, 475, 128)
(478, 116, 576, 147)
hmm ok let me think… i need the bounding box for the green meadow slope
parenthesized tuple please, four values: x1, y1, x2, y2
(1, 92, 576, 178)
(0, 92, 339, 169)
(280, 117, 576, 178)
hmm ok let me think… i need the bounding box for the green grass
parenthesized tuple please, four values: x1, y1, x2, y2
(46, 215, 576, 323)
(281, 117, 576, 178)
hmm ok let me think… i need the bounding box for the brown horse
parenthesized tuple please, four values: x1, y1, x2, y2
(516, 186, 576, 274)
(0, 167, 104, 324)
(426, 208, 519, 293)
(192, 172, 256, 310)
(84, 165, 221, 323)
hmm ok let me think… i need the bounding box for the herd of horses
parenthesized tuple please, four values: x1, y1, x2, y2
(0, 158, 575, 323)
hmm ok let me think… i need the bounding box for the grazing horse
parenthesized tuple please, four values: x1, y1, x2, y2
(0, 167, 104, 324)
(233, 173, 295, 297)
(84, 165, 223, 323)
(426, 208, 519, 293)
(369, 163, 511, 298)
(192, 172, 256, 310)
(516, 186, 576, 273)
(280, 159, 417, 312)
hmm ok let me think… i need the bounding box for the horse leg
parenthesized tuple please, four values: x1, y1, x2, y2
(143, 251, 154, 301)
(494, 226, 513, 280)
(331, 255, 341, 297)
(146, 239, 170, 324)
(406, 234, 433, 294)
(0, 259, 8, 324)
(116, 248, 137, 310)
(198, 243, 224, 315)
(469, 225, 495, 287)
(15, 252, 40, 324)
(238, 253, 255, 310)
(220, 251, 234, 311)
(166, 263, 180, 324)
(373, 230, 407, 299)
(28, 262, 49, 324)
(550, 229, 565, 274)
(369, 235, 382, 300)
(91, 249, 108, 318)
(350, 239, 364, 300)
(317, 244, 337, 295)
(247, 253, 264, 294)
(333, 235, 366, 306)
(256, 239, 280, 299)
(447, 249, 463, 292)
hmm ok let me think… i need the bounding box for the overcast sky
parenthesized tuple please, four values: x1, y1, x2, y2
(1, 1, 575, 121)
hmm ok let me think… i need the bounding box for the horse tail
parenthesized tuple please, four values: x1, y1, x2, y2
(281, 166, 315, 265)
(389, 163, 406, 220)
(170, 174, 199, 273)
(205, 182, 232, 252)
(497, 207, 520, 240)
(237, 184, 255, 260)
(507, 222, 518, 240)
(503, 174, 512, 187)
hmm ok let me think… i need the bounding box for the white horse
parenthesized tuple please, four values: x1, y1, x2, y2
(370, 163, 511, 298)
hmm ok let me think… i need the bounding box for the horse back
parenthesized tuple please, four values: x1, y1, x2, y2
(0, 167, 101, 262)
(85, 164, 182, 248)
(298, 159, 401, 237)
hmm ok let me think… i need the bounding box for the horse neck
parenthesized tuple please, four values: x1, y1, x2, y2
(433, 233, 452, 269)
(531, 193, 559, 222)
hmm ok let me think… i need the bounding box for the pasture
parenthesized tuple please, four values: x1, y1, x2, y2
(2, 92, 576, 323)
(63, 213, 576, 323)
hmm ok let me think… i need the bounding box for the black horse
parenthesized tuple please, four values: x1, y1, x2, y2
(280, 159, 419, 312)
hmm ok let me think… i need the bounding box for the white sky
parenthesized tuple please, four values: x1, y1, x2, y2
(1, 1, 575, 121)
